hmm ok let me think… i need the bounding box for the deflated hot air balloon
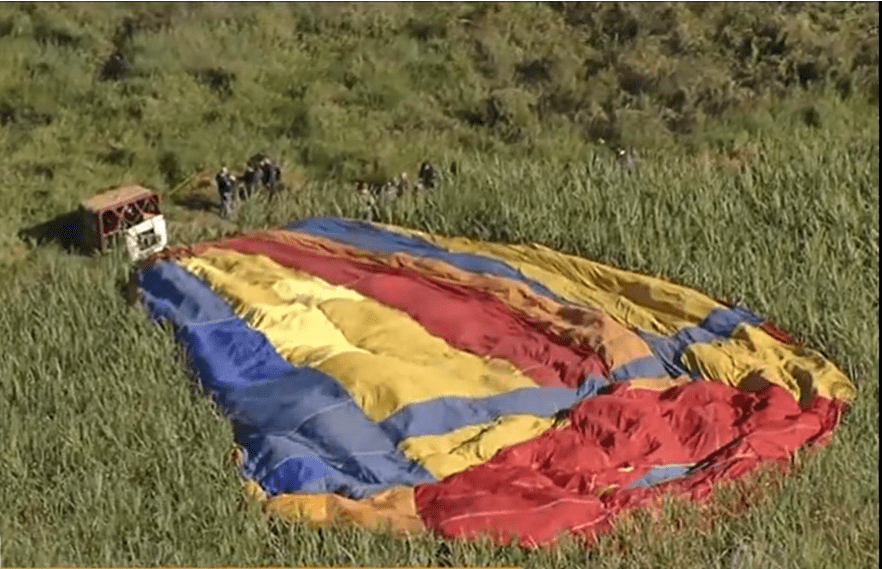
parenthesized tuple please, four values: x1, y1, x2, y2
(134, 217, 855, 546)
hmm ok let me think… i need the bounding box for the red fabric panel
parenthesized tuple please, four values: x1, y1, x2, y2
(414, 382, 842, 547)
(211, 234, 607, 388)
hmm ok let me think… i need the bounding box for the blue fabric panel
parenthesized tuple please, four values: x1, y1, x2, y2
(232, 405, 435, 497)
(235, 429, 335, 491)
(638, 306, 767, 379)
(381, 386, 585, 441)
(138, 260, 435, 498)
(261, 453, 336, 494)
(577, 375, 610, 398)
(609, 355, 670, 381)
(379, 375, 624, 442)
(702, 304, 766, 335)
(288, 217, 566, 303)
(138, 260, 236, 324)
(626, 464, 694, 489)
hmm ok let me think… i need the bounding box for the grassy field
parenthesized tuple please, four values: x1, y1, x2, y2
(0, 2, 878, 567)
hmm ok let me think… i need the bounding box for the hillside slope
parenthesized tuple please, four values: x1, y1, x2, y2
(0, 2, 877, 256)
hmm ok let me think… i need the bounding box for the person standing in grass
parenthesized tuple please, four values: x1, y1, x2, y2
(395, 172, 409, 195)
(216, 167, 235, 218)
(419, 161, 437, 190)
(615, 147, 639, 171)
(241, 165, 258, 199)
(260, 158, 281, 194)
(271, 160, 281, 193)
(356, 180, 378, 221)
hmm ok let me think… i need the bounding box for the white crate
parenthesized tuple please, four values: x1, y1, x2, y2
(124, 214, 168, 261)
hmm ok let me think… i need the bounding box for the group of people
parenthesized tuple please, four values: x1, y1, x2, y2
(356, 160, 441, 200)
(214, 156, 451, 220)
(213, 147, 634, 220)
(215, 155, 282, 218)
(356, 160, 449, 220)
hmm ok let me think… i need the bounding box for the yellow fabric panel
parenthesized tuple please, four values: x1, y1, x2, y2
(624, 376, 693, 392)
(400, 414, 556, 479)
(315, 349, 530, 421)
(318, 297, 528, 383)
(180, 251, 368, 367)
(261, 485, 426, 535)
(408, 231, 722, 336)
(245, 462, 422, 534)
(681, 323, 856, 404)
(268, 229, 659, 374)
(179, 249, 537, 421)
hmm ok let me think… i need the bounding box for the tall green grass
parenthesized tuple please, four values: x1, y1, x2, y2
(0, 2, 878, 567)
(1, 105, 877, 566)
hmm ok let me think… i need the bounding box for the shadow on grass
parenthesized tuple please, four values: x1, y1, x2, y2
(18, 211, 92, 256)
(173, 192, 219, 213)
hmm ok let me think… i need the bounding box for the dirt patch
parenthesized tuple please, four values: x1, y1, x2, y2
(695, 143, 760, 173)
(0, 239, 29, 267)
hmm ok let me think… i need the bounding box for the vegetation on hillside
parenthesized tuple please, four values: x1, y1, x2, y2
(0, 3, 877, 233)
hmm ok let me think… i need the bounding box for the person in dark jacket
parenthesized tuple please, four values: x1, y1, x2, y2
(418, 161, 437, 190)
(260, 158, 281, 194)
(241, 166, 258, 199)
(216, 167, 235, 218)
(271, 161, 281, 192)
